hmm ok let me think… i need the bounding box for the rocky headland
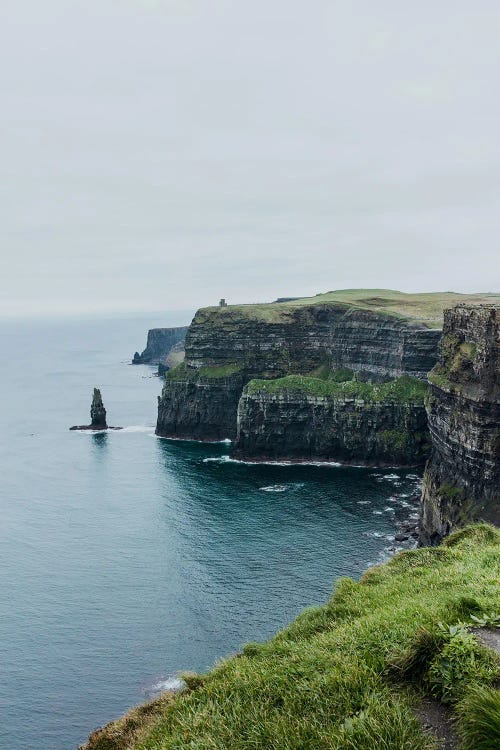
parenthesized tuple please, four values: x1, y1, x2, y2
(419, 304, 500, 545)
(156, 290, 498, 466)
(234, 374, 430, 465)
(132, 326, 188, 369)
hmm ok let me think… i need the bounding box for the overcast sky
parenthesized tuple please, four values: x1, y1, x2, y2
(1, 1, 499, 317)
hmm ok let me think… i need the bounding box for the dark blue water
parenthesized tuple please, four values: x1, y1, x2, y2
(0, 314, 422, 750)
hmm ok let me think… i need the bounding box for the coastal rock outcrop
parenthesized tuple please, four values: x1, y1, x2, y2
(70, 389, 122, 431)
(233, 376, 430, 466)
(157, 365, 246, 440)
(132, 326, 188, 366)
(419, 305, 500, 545)
(156, 297, 441, 441)
(185, 303, 440, 380)
(90, 388, 107, 428)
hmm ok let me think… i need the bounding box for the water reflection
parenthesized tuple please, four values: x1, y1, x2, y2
(91, 430, 108, 457)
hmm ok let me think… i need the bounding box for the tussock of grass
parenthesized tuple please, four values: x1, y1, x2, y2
(83, 524, 500, 750)
(457, 684, 500, 750)
(246, 374, 428, 403)
(80, 693, 175, 750)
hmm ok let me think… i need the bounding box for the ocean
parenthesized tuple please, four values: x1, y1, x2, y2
(0, 313, 422, 750)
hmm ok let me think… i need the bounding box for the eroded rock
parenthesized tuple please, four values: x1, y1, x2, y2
(419, 305, 500, 545)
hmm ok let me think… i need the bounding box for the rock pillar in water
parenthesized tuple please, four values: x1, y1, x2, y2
(90, 388, 107, 429)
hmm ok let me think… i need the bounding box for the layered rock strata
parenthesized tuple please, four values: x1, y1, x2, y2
(233, 376, 430, 465)
(419, 305, 500, 545)
(185, 304, 440, 380)
(156, 302, 441, 441)
(90, 388, 107, 428)
(132, 326, 188, 366)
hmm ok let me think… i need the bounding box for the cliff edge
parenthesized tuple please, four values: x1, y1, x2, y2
(419, 305, 500, 545)
(80, 524, 500, 750)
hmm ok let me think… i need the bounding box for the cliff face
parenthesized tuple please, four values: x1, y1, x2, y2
(419, 305, 500, 545)
(157, 368, 246, 440)
(156, 301, 441, 440)
(133, 326, 188, 365)
(234, 377, 429, 465)
(186, 304, 440, 380)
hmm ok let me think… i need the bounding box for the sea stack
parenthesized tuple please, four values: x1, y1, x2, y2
(90, 388, 107, 429)
(70, 389, 121, 430)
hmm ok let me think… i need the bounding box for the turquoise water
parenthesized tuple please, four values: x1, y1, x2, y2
(0, 315, 422, 750)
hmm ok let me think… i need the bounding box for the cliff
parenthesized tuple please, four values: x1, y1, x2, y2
(185, 302, 441, 380)
(234, 375, 430, 466)
(419, 305, 500, 545)
(132, 326, 188, 366)
(81, 524, 500, 750)
(156, 290, 499, 443)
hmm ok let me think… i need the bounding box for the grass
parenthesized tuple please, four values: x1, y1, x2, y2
(197, 290, 500, 328)
(428, 335, 478, 391)
(166, 362, 242, 381)
(245, 374, 428, 403)
(457, 685, 500, 750)
(83, 524, 500, 750)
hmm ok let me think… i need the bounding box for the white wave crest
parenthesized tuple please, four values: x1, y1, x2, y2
(120, 425, 155, 433)
(203, 455, 342, 467)
(149, 676, 186, 694)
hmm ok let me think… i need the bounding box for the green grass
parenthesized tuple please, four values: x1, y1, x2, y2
(166, 362, 242, 381)
(197, 364, 242, 379)
(457, 685, 500, 750)
(197, 290, 500, 328)
(245, 374, 428, 403)
(84, 524, 500, 750)
(428, 336, 479, 391)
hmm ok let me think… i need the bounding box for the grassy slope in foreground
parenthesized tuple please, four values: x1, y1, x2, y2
(198, 290, 500, 328)
(83, 525, 500, 750)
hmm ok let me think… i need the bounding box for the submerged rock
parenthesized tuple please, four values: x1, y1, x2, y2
(70, 389, 122, 431)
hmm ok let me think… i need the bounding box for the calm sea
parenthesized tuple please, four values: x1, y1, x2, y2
(0, 313, 422, 750)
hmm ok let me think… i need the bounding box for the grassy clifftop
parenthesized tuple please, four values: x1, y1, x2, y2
(198, 290, 500, 328)
(246, 374, 428, 403)
(83, 525, 499, 750)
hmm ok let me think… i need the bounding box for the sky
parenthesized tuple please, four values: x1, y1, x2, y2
(1, 0, 499, 317)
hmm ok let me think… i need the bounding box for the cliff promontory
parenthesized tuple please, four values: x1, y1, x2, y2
(156, 290, 498, 447)
(420, 304, 500, 545)
(132, 326, 188, 367)
(234, 374, 430, 465)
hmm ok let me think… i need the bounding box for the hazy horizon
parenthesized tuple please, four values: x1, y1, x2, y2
(2, 1, 500, 317)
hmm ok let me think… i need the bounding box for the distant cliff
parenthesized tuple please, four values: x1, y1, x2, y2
(132, 327, 188, 366)
(234, 375, 430, 466)
(419, 305, 500, 545)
